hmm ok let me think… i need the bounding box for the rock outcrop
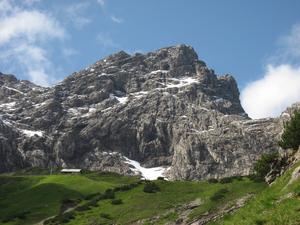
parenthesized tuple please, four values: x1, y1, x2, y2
(0, 44, 298, 180)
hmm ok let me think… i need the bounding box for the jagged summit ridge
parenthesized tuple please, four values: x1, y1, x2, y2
(0, 44, 294, 180)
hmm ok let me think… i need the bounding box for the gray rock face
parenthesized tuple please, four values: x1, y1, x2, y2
(0, 44, 297, 180)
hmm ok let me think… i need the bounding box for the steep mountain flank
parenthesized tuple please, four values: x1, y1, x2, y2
(0, 44, 297, 180)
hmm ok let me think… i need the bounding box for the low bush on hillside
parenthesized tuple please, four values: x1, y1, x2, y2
(247, 174, 265, 182)
(157, 177, 165, 180)
(130, 182, 139, 188)
(237, 176, 243, 181)
(208, 178, 218, 183)
(113, 182, 140, 192)
(120, 185, 132, 191)
(111, 199, 123, 205)
(60, 198, 74, 204)
(113, 187, 121, 192)
(84, 192, 100, 200)
(74, 199, 99, 212)
(143, 182, 160, 193)
(220, 177, 233, 184)
(74, 204, 91, 212)
(2, 211, 31, 223)
(100, 213, 110, 219)
(210, 188, 229, 202)
(98, 188, 115, 199)
(253, 151, 279, 178)
(43, 211, 75, 225)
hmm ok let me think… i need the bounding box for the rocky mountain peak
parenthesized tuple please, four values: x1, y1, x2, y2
(0, 45, 298, 181)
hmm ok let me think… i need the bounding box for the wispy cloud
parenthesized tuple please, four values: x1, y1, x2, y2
(126, 49, 144, 55)
(0, 1, 67, 86)
(110, 14, 123, 23)
(62, 47, 79, 57)
(23, 0, 40, 6)
(63, 3, 92, 30)
(97, 0, 105, 7)
(96, 32, 120, 49)
(0, 10, 66, 44)
(241, 23, 300, 119)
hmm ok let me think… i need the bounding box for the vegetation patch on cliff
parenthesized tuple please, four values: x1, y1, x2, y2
(210, 160, 300, 225)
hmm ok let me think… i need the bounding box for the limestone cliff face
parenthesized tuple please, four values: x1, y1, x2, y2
(0, 44, 296, 180)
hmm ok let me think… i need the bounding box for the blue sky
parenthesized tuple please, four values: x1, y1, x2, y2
(0, 0, 300, 119)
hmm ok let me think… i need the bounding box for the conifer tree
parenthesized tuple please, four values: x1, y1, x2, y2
(277, 109, 300, 150)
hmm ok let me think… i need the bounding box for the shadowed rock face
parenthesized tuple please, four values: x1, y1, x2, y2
(0, 44, 297, 180)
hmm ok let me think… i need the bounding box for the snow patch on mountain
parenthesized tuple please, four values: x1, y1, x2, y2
(20, 129, 43, 137)
(123, 156, 170, 180)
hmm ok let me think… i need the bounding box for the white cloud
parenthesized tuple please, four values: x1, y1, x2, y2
(241, 23, 300, 119)
(29, 70, 51, 87)
(0, 10, 66, 44)
(62, 47, 79, 57)
(96, 32, 119, 49)
(278, 23, 300, 59)
(241, 64, 300, 119)
(0, 0, 12, 14)
(97, 0, 105, 6)
(0, 1, 67, 86)
(63, 3, 92, 29)
(126, 49, 144, 55)
(23, 0, 40, 6)
(110, 14, 123, 23)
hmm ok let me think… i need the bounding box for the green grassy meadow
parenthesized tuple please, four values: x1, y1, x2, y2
(210, 160, 300, 225)
(0, 167, 270, 225)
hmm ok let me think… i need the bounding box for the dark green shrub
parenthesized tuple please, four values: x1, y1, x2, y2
(210, 193, 224, 202)
(138, 180, 143, 184)
(84, 192, 100, 200)
(74, 204, 91, 212)
(130, 183, 138, 187)
(2, 212, 30, 223)
(157, 177, 164, 180)
(247, 174, 264, 182)
(253, 176, 265, 183)
(223, 212, 231, 219)
(87, 199, 99, 207)
(74, 199, 98, 212)
(113, 187, 121, 192)
(210, 188, 229, 202)
(220, 177, 233, 184)
(208, 178, 218, 183)
(105, 191, 115, 199)
(218, 188, 229, 194)
(237, 176, 243, 181)
(43, 212, 75, 224)
(253, 151, 279, 178)
(105, 188, 113, 194)
(101, 188, 115, 199)
(247, 174, 257, 180)
(143, 182, 160, 193)
(253, 219, 267, 225)
(60, 199, 73, 204)
(111, 199, 123, 205)
(100, 213, 110, 219)
(277, 109, 300, 150)
(2, 216, 15, 223)
(120, 185, 132, 191)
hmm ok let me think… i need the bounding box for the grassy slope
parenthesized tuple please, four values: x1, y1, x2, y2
(209, 160, 300, 225)
(0, 170, 138, 225)
(0, 168, 271, 225)
(70, 178, 267, 225)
